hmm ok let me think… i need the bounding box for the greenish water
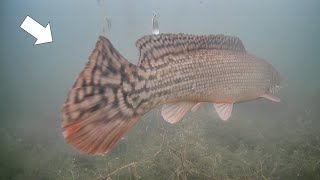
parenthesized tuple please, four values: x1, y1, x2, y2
(1, 0, 320, 179)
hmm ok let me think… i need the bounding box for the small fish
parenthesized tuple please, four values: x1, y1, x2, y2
(61, 33, 281, 154)
(152, 12, 159, 35)
(102, 17, 111, 35)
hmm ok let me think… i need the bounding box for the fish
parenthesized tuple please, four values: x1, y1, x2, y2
(102, 17, 112, 35)
(61, 33, 281, 154)
(152, 12, 159, 35)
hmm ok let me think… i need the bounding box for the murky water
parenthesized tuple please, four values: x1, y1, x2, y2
(2, 0, 320, 179)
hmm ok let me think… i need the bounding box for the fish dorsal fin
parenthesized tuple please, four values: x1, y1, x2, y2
(135, 33, 246, 68)
(213, 103, 234, 121)
(161, 102, 198, 123)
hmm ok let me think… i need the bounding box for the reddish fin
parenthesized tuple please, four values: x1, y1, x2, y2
(63, 115, 141, 155)
(191, 102, 202, 112)
(261, 94, 280, 102)
(62, 36, 142, 155)
(213, 103, 233, 121)
(161, 102, 197, 123)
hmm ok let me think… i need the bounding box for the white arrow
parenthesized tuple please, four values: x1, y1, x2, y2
(20, 16, 53, 45)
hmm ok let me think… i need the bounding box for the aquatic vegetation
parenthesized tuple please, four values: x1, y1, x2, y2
(2, 98, 320, 179)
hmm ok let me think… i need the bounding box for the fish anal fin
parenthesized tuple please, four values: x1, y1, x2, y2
(261, 94, 281, 102)
(213, 103, 234, 121)
(161, 102, 197, 123)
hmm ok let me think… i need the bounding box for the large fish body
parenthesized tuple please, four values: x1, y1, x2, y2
(62, 33, 280, 154)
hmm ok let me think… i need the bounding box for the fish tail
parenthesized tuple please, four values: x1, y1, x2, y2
(62, 36, 146, 155)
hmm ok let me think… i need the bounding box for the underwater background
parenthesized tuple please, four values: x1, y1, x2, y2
(1, 0, 320, 179)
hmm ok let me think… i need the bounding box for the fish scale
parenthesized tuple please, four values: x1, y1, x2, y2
(139, 50, 272, 107)
(61, 34, 280, 155)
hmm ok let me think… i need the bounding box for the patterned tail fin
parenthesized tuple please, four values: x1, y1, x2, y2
(62, 36, 142, 155)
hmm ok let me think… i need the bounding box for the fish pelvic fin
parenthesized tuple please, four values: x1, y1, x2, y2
(62, 36, 147, 155)
(161, 102, 198, 123)
(191, 102, 202, 112)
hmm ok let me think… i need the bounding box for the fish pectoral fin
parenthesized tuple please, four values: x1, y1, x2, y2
(191, 102, 202, 112)
(213, 103, 234, 121)
(161, 102, 198, 123)
(261, 94, 281, 102)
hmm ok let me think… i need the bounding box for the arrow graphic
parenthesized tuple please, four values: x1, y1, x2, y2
(20, 16, 53, 45)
